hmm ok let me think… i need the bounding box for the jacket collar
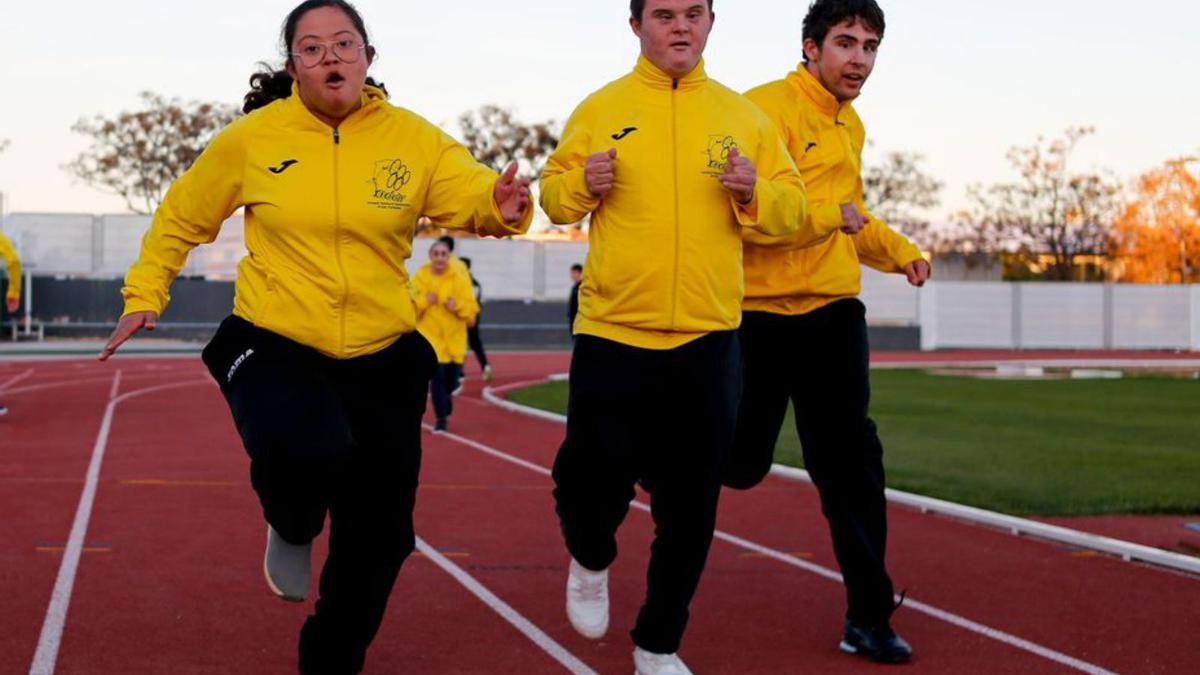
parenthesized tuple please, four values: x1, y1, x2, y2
(633, 55, 708, 91)
(787, 62, 844, 118)
(283, 81, 388, 132)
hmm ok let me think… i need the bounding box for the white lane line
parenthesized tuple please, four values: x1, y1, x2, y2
(429, 423, 1118, 675)
(414, 536, 597, 675)
(29, 377, 212, 675)
(0, 368, 36, 392)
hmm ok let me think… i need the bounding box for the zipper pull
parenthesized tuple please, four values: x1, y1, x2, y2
(333, 128, 340, 144)
(672, 79, 679, 90)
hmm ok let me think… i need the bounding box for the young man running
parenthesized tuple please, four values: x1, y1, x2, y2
(540, 2, 827, 672)
(727, 0, 930, 664)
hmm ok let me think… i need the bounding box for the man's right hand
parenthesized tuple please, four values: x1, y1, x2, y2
(585, 149, 618, 197)
(5, 297, 17, 314)
(98, 311, 158, 361)
(840, 203, 866, 235)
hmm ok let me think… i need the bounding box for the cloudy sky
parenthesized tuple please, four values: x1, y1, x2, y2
(1, 0, 1197, 217)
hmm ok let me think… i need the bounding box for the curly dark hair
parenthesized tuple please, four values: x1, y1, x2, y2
(802, 0, 885, 61)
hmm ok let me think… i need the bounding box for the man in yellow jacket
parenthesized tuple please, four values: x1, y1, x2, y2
(0, 230, 20, 417)
(725, 0, 929, 664)
(540, 2, 820, 672)
(413, 239, 479, 432)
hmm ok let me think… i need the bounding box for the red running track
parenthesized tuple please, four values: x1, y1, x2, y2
(0, 353, 1197, 674)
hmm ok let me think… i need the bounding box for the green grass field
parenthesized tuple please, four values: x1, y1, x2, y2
(506, 370, 1200, 516)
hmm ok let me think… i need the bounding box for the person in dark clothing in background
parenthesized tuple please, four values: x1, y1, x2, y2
(567, 263, 583, 337)
(459, 256, 493, 383)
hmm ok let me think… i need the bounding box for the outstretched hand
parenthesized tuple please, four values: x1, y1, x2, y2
(98, 311, 158, 361)
(494, 162, 532, 224)
(719, 147, 757, 205)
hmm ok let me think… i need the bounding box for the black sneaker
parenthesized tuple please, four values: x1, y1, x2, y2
(840, 619, 912, 664)
(0, 404, 7, 417)
(434, 418, 448, 432)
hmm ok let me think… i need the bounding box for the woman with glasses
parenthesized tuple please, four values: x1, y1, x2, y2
(98, 1, 533, 672)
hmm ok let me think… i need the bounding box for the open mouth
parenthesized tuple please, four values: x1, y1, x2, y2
(325, 72, 346, 88)
(670, 41, 691, 50)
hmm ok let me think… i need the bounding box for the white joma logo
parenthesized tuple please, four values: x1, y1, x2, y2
(226, 349, 255, 383)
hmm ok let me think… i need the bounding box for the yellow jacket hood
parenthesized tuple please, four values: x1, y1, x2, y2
(742, 64, 926, 315)
(122, 84, 531, 359)
(540, 56, 816, 349)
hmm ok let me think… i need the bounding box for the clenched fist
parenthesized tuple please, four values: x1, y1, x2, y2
(719, 147, 757, 205)
(585, 149, 618, 198)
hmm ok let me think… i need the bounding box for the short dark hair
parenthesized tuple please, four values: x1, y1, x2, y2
(570, 264, 584, 273)
(802, 0, 885, 60)
(630, 0, 714, 21)
(437, 235, 456, 252)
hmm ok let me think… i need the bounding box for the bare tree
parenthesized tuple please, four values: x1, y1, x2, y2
(65, 92, 237, 214)
(962, 127, 1120, 281)
(458, 105, 558, 179)
(863, 150, 943, 247)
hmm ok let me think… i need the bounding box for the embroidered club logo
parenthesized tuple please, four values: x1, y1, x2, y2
(703, 135, 738, 176)
(369, 159, 412, 210)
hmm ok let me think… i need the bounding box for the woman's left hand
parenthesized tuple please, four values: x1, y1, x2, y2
(493, 161, 532, 224)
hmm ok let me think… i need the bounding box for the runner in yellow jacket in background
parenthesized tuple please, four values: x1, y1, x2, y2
(724, 0, 929, 665)
(0, 229, 20, 417)
(413, 239, 479, 432)
(539, 2, 814, 673)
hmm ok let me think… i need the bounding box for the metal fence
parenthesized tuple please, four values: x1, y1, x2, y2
(3, 213, 1198, 351)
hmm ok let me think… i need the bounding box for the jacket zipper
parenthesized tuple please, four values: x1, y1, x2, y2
(332, 126, 349, 354)
(669, 78, 681, 331)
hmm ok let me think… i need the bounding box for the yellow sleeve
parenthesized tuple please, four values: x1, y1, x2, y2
(539, 103, 601, 225)
(852, 201, 926, 273)
(411, 269, 434, 315)
(121, 124, 244, 317)
(0, 232, 21, 303)
(423, 131, 533, 239)
(740, 90, 839, 249)
(733, 120, 811, 241)
(453, 273, 480, 321)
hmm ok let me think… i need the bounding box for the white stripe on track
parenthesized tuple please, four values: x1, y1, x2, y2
(414, 536, 598, 675)
(0, 368, 36, 392)
(29, 377, 212, 675)
(430, 419, 1118, 675)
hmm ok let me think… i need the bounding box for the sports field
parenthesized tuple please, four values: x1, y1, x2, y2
(507, 369, 1200, 516)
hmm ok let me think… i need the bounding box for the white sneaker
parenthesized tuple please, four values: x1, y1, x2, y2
(565, 558, 609, 638)
(482, 364, 494, 383)
(633, 647, 693, 675)
(0, 404, 8, 416)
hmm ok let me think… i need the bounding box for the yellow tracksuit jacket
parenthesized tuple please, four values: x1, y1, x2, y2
(122, 84, 531, 359)
(0, 231, 20, 306)
(540, 57, 821, 350)
(412, 261, 479, 365)
(743, 64, 926, 316)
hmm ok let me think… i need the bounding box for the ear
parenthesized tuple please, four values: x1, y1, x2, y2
(630, 16, 642, 39)
(285, 58, 297, 79)
(802, 37, 821, 63)
(365, 45, 376, 65)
